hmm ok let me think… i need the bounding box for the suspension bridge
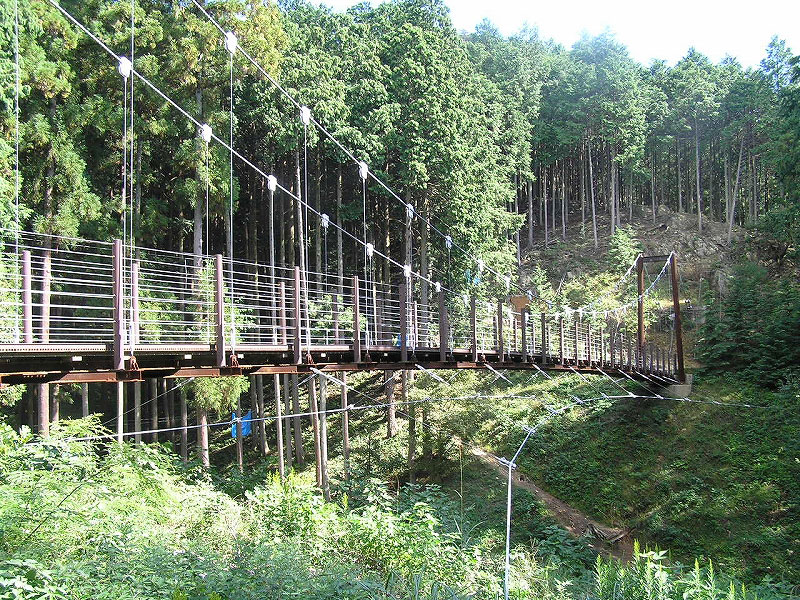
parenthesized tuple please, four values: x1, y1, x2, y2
(1, 4, 685, 388)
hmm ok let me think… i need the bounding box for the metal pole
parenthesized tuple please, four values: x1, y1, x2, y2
(470, 296, 477, 362)
(399, 282, 408, 362)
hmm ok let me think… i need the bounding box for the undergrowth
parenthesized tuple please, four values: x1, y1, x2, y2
(1, 414, 796, 599)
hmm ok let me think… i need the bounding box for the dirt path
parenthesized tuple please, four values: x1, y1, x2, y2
(471, 447, 635, 562)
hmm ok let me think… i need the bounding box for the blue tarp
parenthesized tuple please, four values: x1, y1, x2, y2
(231, 410, 253, 438)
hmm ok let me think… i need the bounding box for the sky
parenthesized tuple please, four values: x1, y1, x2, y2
(315, 0, 800, 68)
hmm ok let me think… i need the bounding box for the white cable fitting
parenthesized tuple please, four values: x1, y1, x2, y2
(405, 203, 414, 220)
(504, 275, 511, 291)
(224, 31, 238, 55)
(477, 259, 485, 273)
(358, 161, 369, 181)
(445, 235, 452, 250)
(267, 175, 277, 192)
(366, 242, 374, 258)
(434, 282, 441, 293)
(200, 123, 213, 144)
(403, 264, 411, 279)
(300, 105, 311, 127)
(463, 294, 470, 307)
(321, 213, 330, 229)
(117, 56, 132, 79)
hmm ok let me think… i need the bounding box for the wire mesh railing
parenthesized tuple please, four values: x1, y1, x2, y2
(0, 230, 678, 379)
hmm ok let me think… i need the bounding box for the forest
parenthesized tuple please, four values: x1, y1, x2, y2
(0, 0, 799, 599)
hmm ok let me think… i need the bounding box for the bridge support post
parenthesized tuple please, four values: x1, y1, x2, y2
(636, 254, 645, 361)
(215, 254, 226, 368)
(352, 275, 361, 363)
(294, 267, 302, 365)
(399, 283, 407, 362)
(470, 296, 478, 362)
(438, 289, 448, 362)
(669, 253, 686, 382)
(113, 239, 124, 371)
(22, 250, 32, 343)
(558, 316, 564, 365)
(587, 326, 593, 366)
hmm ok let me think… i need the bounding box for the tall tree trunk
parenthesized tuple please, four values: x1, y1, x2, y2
(282, 373, 293, 467)
(587, 139, 598, 248)
(318, 375, 330, 501)
(81, 383, 89, 418)
(193, 88, 204, 269)
(341, 371, 350, 481)
(180, 385, 188, 464)
(405, 370, 415, 484)
(695, 117, 702, 232)
(291, 374, 304, 465)
(527, 180, 534, 247)
(197, 407, 210, 467)
(235, 391, 243, 473)
(309, 378, 322, 487)
(726, 135, 745, 244)
(677, 139, 683, 213)
(385, 371, 398, 438)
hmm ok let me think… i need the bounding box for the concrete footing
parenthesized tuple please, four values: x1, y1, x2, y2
(666, 374, 693, 397)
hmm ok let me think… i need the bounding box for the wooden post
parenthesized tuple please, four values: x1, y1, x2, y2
(215, 254, 226, 368)
(470, 296, 478, 362)
(353, 275, 361, 363)
(558, 317, 565, 364)
(439, 289, 448, 362)
(341, 371, 350, 481)
(399, 283, 408, 362)
(636, 254, 645, 358)
(274, 374, 285, 479)
(293, 266, 302, 365)
(22, 250, 32, 343)
(540, 312, 547, 365)
(497, 301, 504, 362)
(669, 254, 686, 382)
(113, 239, 124, 371)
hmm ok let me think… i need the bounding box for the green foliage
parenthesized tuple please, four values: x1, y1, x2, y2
(607, 226, 641, 273)
(699, 262, 800, 383)
(191, 376, 250, 414)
